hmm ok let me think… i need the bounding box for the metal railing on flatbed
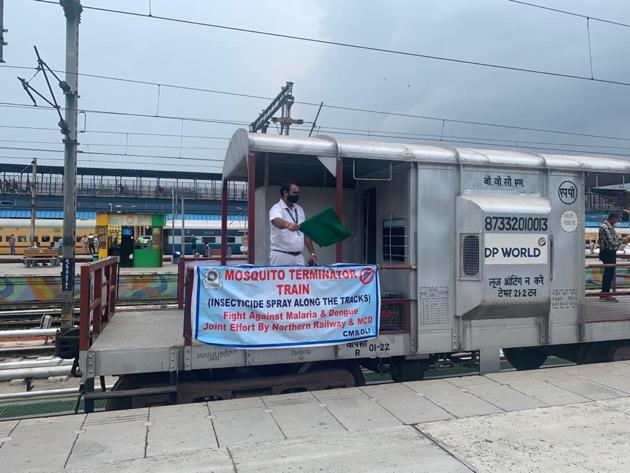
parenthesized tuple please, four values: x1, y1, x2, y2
(177, 255, 247, 309)
(585, 261, 630, 324)
(183, 267, 195, 348)
(79, 257, 119, 351)
(377, 264, 413, 333)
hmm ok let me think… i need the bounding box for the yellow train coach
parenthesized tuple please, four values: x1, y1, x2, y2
(0, 218, 95, 255)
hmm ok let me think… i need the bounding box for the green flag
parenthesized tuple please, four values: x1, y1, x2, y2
(299, 207, 351, 247)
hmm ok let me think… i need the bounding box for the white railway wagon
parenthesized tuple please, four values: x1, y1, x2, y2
(75, 130, 630, 409)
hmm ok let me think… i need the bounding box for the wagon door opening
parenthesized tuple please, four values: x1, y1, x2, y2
(362, 188, 376, 264)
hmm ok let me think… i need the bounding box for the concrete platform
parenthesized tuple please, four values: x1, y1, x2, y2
(3, 361, 630, 472)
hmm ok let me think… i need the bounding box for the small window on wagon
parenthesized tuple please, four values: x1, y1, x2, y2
(383, 218, 407, 263)
(41, 235, 51, 243)
(18, 236, 26, 243)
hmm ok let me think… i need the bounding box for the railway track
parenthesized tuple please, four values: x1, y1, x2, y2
(0, 302, 178, 358)
(0, 301, 178, 330)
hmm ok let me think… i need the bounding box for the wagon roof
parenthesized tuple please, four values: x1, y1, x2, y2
(223, 128, 630, 179)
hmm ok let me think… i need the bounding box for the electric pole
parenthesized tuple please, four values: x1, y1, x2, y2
(171, 187, 176, 260)
(271, 82, 304, 135)
(60, 0, 82, 329)
(0, 0, 7, 63)
(30, 158, 36, 248)
(250, 82, 303, 135)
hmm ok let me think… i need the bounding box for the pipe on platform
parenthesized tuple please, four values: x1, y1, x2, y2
(0, 387, 79, 401)
(0, 385, 115, 402)
(0, 358, 73, 371)
(0, 328, 58, 338)
(0, 346, 54, 356)
(0, 365, 71, 382)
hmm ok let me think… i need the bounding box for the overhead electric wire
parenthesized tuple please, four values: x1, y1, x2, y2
(0, 124, 60, 133)
(0, 124, 230, 141)
(31, 0, 630, 88)
(82, 130, 229, 140)
(507, 0, 630, 29)
(80, 150, 225, 161)
(5, 63, 630, 143)
(0, 102, 630, 155)
(0, 101, 250, 126)
(3, 129, 630, 162)
(0, 155, 222, 169)
(309, 128, 630, 158)
(3, 121, 630, 158)
(308, 103, 630, 142)
(4, 127, 630, 155)
(1, 64, 274, 102)
(0, 145, 226, 162)
(0, 138, 226, 151)
(304, 125, 630, 152)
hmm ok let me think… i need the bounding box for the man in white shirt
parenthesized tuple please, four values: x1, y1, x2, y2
(269, 183, 317, 266)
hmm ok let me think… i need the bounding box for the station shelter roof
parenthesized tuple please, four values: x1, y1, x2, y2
(164, 213, 247, 221)
(0, 210, 96, 219)
(586, 221, 630, 228)
(0, 163, 222, 180)
(0, 210, 247, 222)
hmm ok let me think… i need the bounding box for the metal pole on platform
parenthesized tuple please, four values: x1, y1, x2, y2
(220, 179, 228, 265)
(180, 197, 185, 256)
(171, 187, 176, 258)
(60, 0, 82, 329)
(30, 158, 36, 248)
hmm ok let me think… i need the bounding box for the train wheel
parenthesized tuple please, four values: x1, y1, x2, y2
(105, 376, 134, 411)
(105, 373, 172, 411)
(390, 358, 427, 382)
(503, 347, 547, 371)
(608, 343, 630, 361)
(578, 343, 610, 364)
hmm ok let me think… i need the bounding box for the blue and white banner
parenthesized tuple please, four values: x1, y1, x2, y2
(191, 264, 380, 349)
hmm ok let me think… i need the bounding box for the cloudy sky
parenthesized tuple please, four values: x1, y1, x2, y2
(1, 0, 630, 173)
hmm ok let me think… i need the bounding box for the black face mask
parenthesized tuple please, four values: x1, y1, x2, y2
(287, 194, 299, 204)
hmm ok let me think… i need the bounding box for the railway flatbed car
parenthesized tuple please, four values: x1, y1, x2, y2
(67, 130, 630, 410)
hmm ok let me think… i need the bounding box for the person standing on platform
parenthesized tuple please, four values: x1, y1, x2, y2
(87, 234, 96, 254)
(599, 212, 621, 302)
(191, 234, 198, 255)
(8, 234, 16, 255)
(269, 183, 317, 266)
